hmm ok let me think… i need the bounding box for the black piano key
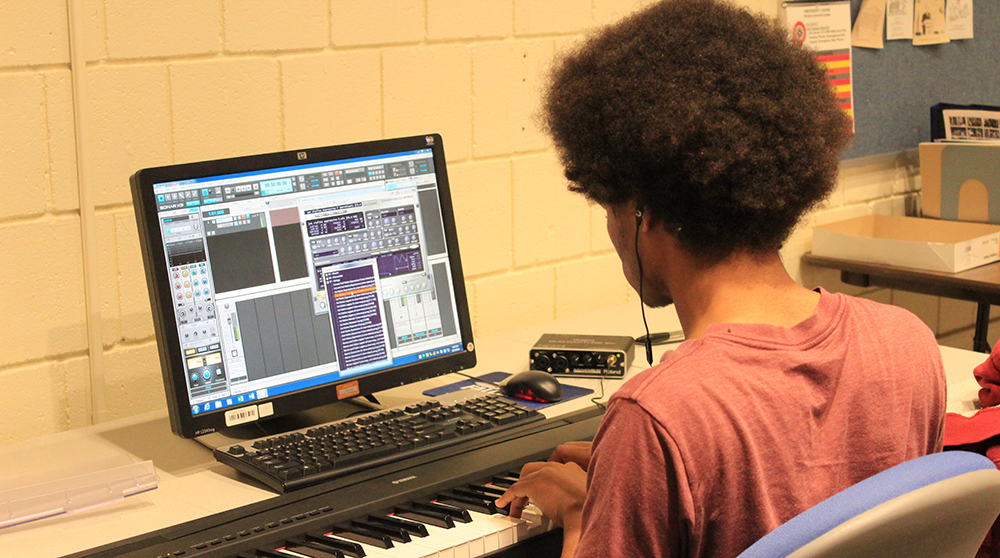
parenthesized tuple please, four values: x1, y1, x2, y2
(452, 486, 496, 501)
(283, 541, 346, 558)
(370, 514, 430, 537)
(254, 550, 294, 558)
(304, 532, 366, 557)
(329, 524, 394, 549)
(490, 476, 517, 487)
(437, 493, 499, 515)
(394, 505, 455, 529)
(495, 501, 512, 516)
(350, 519, 411, 543)
(416, 499, 473, 523)
(472, 483, 507, 497)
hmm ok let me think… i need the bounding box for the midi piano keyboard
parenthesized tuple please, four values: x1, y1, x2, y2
(69, 407, 604, 558)
(231, 469, 551, 558)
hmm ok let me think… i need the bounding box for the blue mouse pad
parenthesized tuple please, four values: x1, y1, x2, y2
(423, 372, 594, 410)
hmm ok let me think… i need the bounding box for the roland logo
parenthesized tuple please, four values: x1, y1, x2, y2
(297, 151, 308, 160)
(392, 475, 418, 485)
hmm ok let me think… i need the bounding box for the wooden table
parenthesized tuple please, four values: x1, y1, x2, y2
(802, 253, 1000, 353)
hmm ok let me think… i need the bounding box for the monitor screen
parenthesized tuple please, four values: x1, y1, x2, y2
(130, 135, 476, 438)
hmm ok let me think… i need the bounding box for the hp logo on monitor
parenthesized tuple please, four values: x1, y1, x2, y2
(297, 152, 307, 160)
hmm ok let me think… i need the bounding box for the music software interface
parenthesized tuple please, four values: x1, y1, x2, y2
(152, 149, 464, 417)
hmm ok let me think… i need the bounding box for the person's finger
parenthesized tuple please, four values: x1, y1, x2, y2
(519, 460, 549, 477)
(507, 495, 529, 519)
(496, 480, 532, 518)
(496, 464, 550, 518)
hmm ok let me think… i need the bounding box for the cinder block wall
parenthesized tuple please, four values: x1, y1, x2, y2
(0, 0, 987, 447)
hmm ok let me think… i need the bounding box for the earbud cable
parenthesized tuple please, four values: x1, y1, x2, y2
(635, 211, 653, 365)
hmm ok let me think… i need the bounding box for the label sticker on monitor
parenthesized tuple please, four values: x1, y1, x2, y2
(337, 380, 360, 400)
(225, 405, 259, 427)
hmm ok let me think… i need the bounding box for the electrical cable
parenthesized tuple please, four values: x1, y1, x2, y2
(454, 370, 503, 388)
(590, 373, 607, 410)
(635, 210, 653, 365)
(636, 330, 686, 346)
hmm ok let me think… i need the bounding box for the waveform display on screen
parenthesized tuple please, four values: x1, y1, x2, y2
(377, 249, 423, 276)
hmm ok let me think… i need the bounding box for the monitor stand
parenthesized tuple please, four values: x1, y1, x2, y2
(194, 395, 382, 452)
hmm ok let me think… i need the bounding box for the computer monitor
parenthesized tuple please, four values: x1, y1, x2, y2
(130, 134, 476, 439)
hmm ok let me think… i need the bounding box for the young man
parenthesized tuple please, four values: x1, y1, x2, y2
(495, 1, 946, 557)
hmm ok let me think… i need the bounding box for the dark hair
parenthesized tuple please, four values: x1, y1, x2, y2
(544, 0, 853, 261)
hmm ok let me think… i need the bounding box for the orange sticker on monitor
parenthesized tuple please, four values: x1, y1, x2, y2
(336, 380, 360, 400)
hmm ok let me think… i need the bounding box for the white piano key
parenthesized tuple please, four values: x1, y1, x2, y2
(394, 526, 462, 558)
(321, 533, 435, 558)
(422, 523, 479, 558)
(386, 513, 473, 558)
(462, 510, 520, 552)
(519, 503, 553, 538)
(393, 505, 527, 557)
(477, 513, 525, 546)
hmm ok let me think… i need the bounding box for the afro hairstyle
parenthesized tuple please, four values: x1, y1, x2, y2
(543, 0, 853, 262)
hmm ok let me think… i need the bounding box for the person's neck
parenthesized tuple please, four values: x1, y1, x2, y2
(669, 251, 821, 341)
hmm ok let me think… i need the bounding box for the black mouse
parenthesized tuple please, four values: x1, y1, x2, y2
(502, 370, 563, 403)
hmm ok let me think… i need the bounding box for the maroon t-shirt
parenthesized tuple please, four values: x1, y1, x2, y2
(576, 289, 946, 558)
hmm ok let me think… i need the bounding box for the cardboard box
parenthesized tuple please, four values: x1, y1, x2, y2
(812, 214, 1000, 273)
(920, 142, 1000, 224)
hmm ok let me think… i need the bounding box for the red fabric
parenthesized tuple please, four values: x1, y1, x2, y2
(945, 343, 1000, 558)
(944, 409, 1000, 558)
(943, 343, 1000, 558)
(945, 408, 1000, 451)
(575, 290, 945, 558)
(974, 344, 1000, 407)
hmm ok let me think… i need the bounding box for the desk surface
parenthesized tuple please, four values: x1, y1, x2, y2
(0, 303, 985, 558)
(803, 252, 1000, 304)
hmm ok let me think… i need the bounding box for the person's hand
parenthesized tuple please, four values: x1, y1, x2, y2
(495, 460, 587, 527)
(548, 441, 593, 470)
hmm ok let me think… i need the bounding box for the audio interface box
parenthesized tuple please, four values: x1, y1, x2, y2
(529, 333, 635, 378)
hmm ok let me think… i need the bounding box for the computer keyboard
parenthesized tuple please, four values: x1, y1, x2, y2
(215, 390, 545, 492)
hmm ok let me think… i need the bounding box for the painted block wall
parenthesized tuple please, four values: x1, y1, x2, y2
(0, 0, 986, 447)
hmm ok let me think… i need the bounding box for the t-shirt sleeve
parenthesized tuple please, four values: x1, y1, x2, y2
(574, 398, 690, 558)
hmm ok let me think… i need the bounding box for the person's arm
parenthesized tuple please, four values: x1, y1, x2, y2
(574, 399, 685, 558)
(497, 399, 685, 558)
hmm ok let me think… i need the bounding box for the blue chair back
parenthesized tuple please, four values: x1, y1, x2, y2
(737, 451, 1000, 558)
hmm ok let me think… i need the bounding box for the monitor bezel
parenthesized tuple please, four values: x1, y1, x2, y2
(130, 134, 476, 438)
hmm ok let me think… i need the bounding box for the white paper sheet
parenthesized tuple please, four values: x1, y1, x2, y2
(852, 0, 887, 48)
(947, 0, 974, 40)
(886, 0, 914, 40)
